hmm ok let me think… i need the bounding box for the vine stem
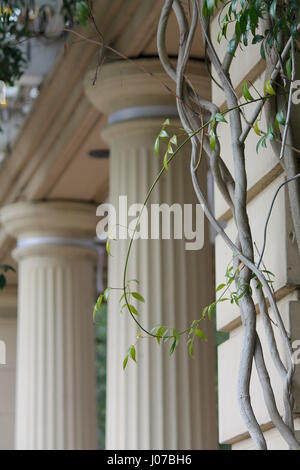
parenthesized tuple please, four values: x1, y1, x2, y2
(120, 94, 282, 339)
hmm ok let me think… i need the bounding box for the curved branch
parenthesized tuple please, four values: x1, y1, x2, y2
(258, 173, 300, 269)
(254, 333, 299, 449)
(156, 0, 299, 449)
(254, 285, 294, 432)
(168, 1, 266, 448)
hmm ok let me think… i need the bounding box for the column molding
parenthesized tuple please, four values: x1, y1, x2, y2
(1, 200, 99, 450)
(85, 59, 217, 450)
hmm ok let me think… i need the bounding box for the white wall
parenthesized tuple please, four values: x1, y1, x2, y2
(211, 11, 300, 449)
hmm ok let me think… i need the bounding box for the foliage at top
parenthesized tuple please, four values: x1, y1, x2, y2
(204, 0, 300, 57)
(0, 0, 89, 84)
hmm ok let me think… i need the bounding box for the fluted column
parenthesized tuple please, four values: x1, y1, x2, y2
(1, 201, 98, 450)
(85, 60, 217, 449)
(0, 286, 17, 449)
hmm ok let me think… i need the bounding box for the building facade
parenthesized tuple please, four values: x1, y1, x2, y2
(0, 0, 299, 450)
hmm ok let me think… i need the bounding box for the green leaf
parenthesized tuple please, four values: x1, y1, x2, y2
(216, 283, 226, 292)
(267, 124, 275, 141)
(202, 0, 208, 19)
(170, 135, 177, 145)
(169, 339, 177, 356)
(123, 355, 129, 370)
(264, 79, 276, 96)
(252, 35, 264, 44)
(76, 1, 90, 26)
(188, 339, 194, 357)
(286, 57, 292, 80)
(106, 237, 111, 256)
(270, 0, 277, 19)
(163, 119, 170, 127)
(242, 82, 254, 102)
(261, 269, 275, 277)
(256, 136, 267, 153)
(159, 129, 169, 138)
(215, 113, 227, 123)
(156, 326, 165, 344)
(128, 304, 139, 316)
(253, 120, 261, 136)
(131, 292, 145, 303)
(104, 288, 110, 302)
(227, 37, 236, 56)
(207, 302, 216, 320)
(222, 22, 228, 40)
(154, 136, 160, 156)
(209, 129, 216, 150)
(256, 137, 262, 153)
(93, 305, 97, 322)
(260, 42, 266, 60)
(167, 142, 174, 155)
(206, 0, 215, 15)
(274, 117, 280, 132)
(235, 21, 241, 41)
(226, 265, 233, 277)
(0, 274, 6, 290)
(130, 345, 136, 362)
(93, 294, 104, 322)
(194, 329, 206, 340)
(96, 294, 103, 311)
(0, 264, 15, 273)
(163, 152, 169, 171)
(242, 31, 248, 47)
(217, 29, 223, 44)
(231, 0, 238, 13)
(173, 328, 179, 344)
(276, 110, 286, 126)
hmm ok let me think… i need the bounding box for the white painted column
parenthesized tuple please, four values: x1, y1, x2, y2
(85, 60, 218, 449)
(0, 286, 17, 449)
(1, 201, 98, 450)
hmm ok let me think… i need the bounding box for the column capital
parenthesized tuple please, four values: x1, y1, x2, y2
(1, 201, 99, 260)
(84, 58, 210, 120)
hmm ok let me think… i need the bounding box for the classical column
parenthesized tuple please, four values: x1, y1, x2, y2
(0, 286, 17, 449)
(1, 201, 98, 450)
(85, 59, 218, 449)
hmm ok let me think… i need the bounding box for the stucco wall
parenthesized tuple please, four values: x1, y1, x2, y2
(211, 12, 300, 449)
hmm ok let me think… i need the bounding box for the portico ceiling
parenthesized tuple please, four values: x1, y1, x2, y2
(0, 0, 206, 265)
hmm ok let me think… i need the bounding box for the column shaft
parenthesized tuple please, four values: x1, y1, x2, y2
(1, 201, 99, 450)
(105, 120, 217, 450)
(0, 288, 17, 449)
(85, 59, 218, 450)
(15, 248, 97, 449)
